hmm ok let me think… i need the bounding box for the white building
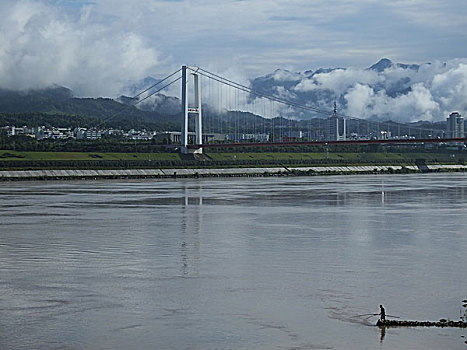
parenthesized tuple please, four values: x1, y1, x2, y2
(446, 112, 465, 147)
(76, 128, 102, 140)
(126, 129, 156, 140)
(378, 131, 392, 140)
(225, 133, 270, 142)
(446, 112, 464, 139)
(325, 115, 346, 141)
(154, 131, 227, 144)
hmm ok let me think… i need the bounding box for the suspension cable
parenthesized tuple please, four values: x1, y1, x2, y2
(196, 67, 438, 136)
(92, 69, 182, 128)
(132, 68, 182, 100)
(197, 67, 334, 116)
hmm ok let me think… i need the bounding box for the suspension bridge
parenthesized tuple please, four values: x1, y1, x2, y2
(115, 65, 466, 154)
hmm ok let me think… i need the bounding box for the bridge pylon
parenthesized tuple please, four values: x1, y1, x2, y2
(181, 65, 202, 154)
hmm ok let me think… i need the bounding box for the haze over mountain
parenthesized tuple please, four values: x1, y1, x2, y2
(133, 58, 467, 123)
(247, 58, 467, 122)
(0, 85, 180, 131)
(1, 58, 466, 125)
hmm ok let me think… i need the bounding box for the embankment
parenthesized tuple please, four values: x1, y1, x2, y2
(1, 164, 466, 181)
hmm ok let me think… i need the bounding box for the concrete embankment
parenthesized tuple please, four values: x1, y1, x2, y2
(1, 164, 466, 180)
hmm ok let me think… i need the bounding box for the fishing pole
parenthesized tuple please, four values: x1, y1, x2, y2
(354, 313, 379, 317)
(367, 314, 401, 319)
(354, 313, 400, 318)
(365, 314, 378, 320)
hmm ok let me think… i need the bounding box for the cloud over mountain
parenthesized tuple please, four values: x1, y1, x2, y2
(0, 1, 466, 123)
(0, 0, 159, 97)
(250, 58, 467, 122)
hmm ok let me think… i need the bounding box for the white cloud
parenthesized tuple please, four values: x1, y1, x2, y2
(253, 58, 467, 122)
(431, 63, 467, 112)
(344, 83, 376, 118)
(339, 66, 450, 121)
(272, 70, 302, 82)
(0, 0, 466, 116)
(385, 0, 467, 31)
(295, 69, 382, 96)
(0, 0, 159, 96)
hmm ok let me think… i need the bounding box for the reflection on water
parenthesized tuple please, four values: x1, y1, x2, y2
(1, 173, 467, 350)
(380, 326, 386, 343)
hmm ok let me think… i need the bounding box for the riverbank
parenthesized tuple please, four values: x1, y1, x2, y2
(1, 164, 466, 180)
(2, 149, 466, 170)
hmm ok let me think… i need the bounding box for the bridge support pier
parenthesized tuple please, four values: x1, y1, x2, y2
(181, 65, 202, 154)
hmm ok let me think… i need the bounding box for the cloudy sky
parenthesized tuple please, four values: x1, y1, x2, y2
(1, 0, 466, 120)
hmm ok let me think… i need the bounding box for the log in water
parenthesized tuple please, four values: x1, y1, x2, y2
(377, 320, 467, 328)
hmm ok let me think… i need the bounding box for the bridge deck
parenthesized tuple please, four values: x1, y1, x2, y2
(187, 137, 467, 149)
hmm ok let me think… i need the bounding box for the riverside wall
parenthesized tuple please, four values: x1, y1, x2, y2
(1, 164, 467, 180)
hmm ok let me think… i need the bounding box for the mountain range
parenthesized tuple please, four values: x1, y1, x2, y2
(248, 58, 425, 120)
(0, 58, 464, 127)
(124, 57, 464, 123)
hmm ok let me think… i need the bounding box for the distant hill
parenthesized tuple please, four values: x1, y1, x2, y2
(1, 58, 461, 131)
(125, 93, 181, 116)
(0, 86, 181, 130)
(0, 85, 279, 133)
(0, 86, 163, 119)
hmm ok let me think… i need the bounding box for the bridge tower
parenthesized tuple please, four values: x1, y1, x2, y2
(181, 65, 203, 154)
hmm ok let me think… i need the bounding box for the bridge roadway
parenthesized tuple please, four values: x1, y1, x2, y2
(187, 137, 467, 149)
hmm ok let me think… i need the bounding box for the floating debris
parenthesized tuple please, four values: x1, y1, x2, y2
(377, 319, 467, 328)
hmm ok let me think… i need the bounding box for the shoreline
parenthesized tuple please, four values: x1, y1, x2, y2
(1, 164, 466, 181)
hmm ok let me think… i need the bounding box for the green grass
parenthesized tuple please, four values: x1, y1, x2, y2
(0, 150, 181, 161)
(205, 152, 457, 163)
(207, 152, 329, 161)
(0, 150, 462, 170)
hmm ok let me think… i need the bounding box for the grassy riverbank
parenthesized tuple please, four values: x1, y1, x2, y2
(0, 149, 464, 170)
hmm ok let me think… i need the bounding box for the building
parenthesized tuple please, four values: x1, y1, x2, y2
(226, 133, 270, 142)
(45, 127, 73, 139)
(278, 131, 303, 142)
(325, 115, 346, 141)
(76, 128, 102, 140)
(378, 131, 392, 140)
(154, 132, 227, 144)
(446, 112, 465, 147)
(446, 112, 464, 139)
(325, 102, 346, 141)
(126, 129, 156, 140)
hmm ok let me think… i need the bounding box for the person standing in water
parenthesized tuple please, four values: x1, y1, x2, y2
(379, 305, 386, 321)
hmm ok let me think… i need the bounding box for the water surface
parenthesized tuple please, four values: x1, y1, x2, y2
(1, 173, 466, 349)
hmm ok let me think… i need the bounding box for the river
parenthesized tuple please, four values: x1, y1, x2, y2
(1, 173, 466, 350)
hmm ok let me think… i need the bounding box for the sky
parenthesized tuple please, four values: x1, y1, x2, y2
(0, 0, 466, 120)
